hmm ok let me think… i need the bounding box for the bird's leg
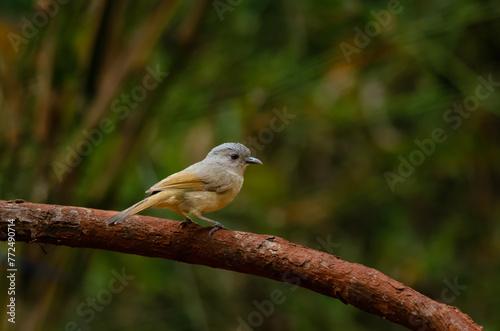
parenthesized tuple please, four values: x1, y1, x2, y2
(198, 215, 229, 236)
(178, 212, 194, 229)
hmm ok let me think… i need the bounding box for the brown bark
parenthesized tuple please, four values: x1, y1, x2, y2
(0, 200, 482, 330)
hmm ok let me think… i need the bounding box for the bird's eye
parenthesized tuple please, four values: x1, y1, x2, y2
(231, 154, 239, 160)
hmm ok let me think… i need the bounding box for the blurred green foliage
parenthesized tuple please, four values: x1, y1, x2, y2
(1, 0, 499, 330)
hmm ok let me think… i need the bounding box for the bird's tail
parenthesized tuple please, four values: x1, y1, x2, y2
(106, 195, 160, 225)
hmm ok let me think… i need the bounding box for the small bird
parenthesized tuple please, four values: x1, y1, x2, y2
(106, 143, 262, 235)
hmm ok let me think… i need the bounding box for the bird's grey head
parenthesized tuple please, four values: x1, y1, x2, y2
(205, 143, 262, 173)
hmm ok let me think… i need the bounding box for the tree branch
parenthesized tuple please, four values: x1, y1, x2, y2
(0, 200, 482, 330)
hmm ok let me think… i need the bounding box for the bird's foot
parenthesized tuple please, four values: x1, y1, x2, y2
(209, 222, 229, 236)
(178, 217, 193, 229)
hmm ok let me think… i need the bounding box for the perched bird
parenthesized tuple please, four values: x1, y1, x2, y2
(106, 143, 262, 235)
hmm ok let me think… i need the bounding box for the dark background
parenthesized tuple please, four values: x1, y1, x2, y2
(1, 0, 499, 330)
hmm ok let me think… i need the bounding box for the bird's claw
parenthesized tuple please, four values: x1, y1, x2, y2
(178, 217, 193, 229)
(209, 222, 229, 236)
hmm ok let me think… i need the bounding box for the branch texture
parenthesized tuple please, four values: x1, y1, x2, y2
(0, 200, 482, 330)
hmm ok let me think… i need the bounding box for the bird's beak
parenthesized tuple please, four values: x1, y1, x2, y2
(246, 157, 263, 165)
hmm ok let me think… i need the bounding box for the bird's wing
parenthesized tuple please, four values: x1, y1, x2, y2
(194, 164, 238, 193)
(146, 160, 240, 194)
(145, 168, 206, 193)
(145, 162, 236, 194)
